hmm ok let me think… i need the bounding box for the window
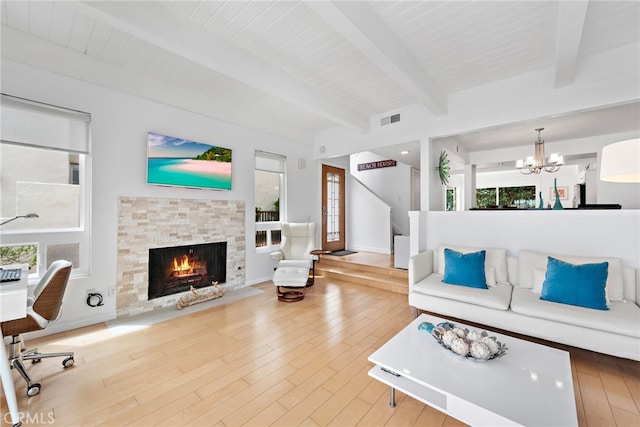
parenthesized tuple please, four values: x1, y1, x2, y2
(255, 151, 285, 250)
(499, 186, 536, 208)
(0, 94, 90, 276)
(476, 186, 536, 209)
(476, 188, 498, 208)
(446, 187, 457, 211)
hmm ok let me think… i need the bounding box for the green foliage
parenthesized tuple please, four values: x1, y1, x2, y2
(0, 244, 37, 269)
(476, 186, 536, 208)
(476, 188, 497, 208)
(272, 197, 280, 212)
(499, 186, 536, 207)
(194, 147, 232, 162)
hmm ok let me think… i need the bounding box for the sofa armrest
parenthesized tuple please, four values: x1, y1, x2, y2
(409, 250, 434, 290)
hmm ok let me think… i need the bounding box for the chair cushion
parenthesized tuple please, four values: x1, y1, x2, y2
(280, 223, 317, 261)
(278, 259, 312, 269)
(273, 266, 309, 287)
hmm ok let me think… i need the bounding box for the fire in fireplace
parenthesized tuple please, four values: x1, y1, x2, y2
(148, 242, 227, 300)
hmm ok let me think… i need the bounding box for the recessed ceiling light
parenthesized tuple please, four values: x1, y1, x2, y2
(401, 150, 410, 155)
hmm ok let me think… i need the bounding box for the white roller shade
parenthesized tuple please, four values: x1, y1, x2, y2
(255, 150, 285, 173)
(1, 94, 90, 154)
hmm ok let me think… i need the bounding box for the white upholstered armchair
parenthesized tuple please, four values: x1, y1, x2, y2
(270, 222, 319, 285)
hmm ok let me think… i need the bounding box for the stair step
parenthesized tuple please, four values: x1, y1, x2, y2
(316, 255, 408, 295)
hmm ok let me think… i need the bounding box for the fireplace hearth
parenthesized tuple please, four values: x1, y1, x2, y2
(148, 242, 227, 300)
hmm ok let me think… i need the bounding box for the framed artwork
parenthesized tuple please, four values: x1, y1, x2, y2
(550, 186, 569, 201)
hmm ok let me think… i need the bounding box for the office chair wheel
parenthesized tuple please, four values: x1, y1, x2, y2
(31, 358, 41, 364)
(62, 357, 74, 368)
(27, 383, 41, 397)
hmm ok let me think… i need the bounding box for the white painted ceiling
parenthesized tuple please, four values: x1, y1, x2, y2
(1, 1, 639, 166)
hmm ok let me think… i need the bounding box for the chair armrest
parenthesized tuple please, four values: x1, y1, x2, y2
(409, 250, 434, 289)
(270, 251, 283, 261)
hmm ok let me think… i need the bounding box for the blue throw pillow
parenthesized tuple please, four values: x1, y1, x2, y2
(442, 248, 488, 289)
(540, 257, 609, 310)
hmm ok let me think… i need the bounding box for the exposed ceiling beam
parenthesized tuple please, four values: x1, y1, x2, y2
(554, 0, 589, 88)
(1, 26, 314, 144)
(76, 1, 369, 132)
(309, 1, 447, 115)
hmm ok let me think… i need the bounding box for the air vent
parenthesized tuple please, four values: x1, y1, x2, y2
(380, 113, 400, 126)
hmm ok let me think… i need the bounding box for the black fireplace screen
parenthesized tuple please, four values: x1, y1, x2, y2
(148, 242, 227, 300)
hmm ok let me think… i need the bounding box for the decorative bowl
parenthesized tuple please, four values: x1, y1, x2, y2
(418, 321, 507, 361)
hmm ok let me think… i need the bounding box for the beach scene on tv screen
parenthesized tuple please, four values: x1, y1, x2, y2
(147, 132, 232, 190)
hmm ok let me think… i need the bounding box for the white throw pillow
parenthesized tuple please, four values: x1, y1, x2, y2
(486, 266, 497, 287)
(531, 268, 546, 294)
(437, 245, 508, 284)
(518, 250, 624, 302)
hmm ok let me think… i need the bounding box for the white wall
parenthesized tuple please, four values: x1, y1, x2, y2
(1, 59, 317, 333)
(347, 177, 392, 254)
(349, 151, 412, 234)
(411, 210, 640, 270)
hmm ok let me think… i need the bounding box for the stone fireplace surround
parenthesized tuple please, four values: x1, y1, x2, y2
(117, 197, 245, 317)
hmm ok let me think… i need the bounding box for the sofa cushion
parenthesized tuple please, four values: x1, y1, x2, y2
(540, 257, 609, 311)
(511, 288, 640, 338)
(518, 250, 624, 302)
(442, 249, 488, 289)
(438, 245, 508, 284)
(413, 273, 512, 310)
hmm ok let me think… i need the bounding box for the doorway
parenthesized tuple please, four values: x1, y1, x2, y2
(321, 164, 346, 252)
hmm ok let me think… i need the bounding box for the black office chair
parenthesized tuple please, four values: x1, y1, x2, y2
(0, 260, 75, 396)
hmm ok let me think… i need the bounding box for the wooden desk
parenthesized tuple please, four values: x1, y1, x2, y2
(0, 264, 28, 427)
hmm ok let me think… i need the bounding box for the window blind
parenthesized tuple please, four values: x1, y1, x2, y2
(255, 150, 285, 173)
(1, 94, 91, 154)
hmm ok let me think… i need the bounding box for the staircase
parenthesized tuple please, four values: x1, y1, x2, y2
(315, 253, 408, 294)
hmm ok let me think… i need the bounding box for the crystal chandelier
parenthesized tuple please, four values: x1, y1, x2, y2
(516, 128, 563, 174)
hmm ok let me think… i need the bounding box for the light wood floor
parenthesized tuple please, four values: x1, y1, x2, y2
(1, 274, 639, 426)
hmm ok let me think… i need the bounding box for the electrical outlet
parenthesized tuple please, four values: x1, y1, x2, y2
(108, 286, 116, 297)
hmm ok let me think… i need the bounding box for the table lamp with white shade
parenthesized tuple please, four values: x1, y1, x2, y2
(600, 138, 640, 183)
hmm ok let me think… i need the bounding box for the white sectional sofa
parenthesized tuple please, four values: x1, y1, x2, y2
(409, 246, 640, 361)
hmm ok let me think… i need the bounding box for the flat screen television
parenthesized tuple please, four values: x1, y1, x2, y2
(146, 132, 232, 190)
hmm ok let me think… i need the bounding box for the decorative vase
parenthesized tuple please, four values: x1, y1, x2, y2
(538, 192, 544, 209)
(552, 178, 564, 210)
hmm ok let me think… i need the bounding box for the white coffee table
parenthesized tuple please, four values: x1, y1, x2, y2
(368, 313, 577, 426)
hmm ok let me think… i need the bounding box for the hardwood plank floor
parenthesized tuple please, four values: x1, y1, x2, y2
(1, 275, 638, 426)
